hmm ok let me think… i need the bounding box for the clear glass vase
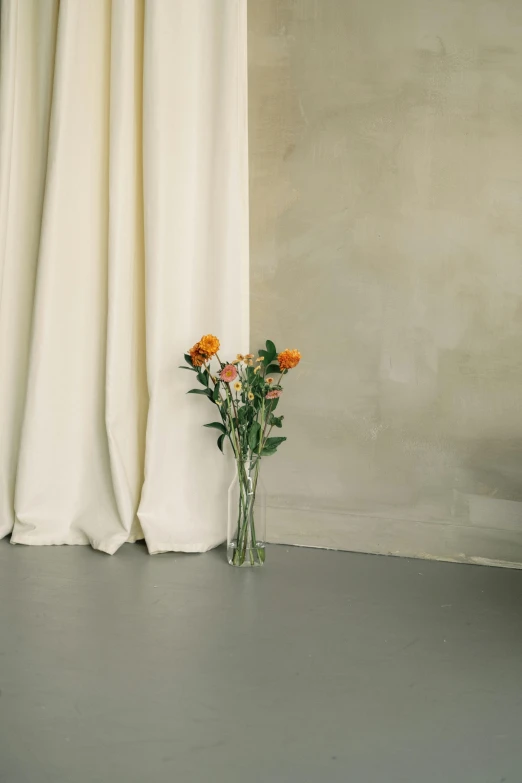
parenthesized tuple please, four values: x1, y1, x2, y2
(227, 457, 266, 566)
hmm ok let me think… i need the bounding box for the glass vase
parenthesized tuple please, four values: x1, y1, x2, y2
(227, 457, 266, 567)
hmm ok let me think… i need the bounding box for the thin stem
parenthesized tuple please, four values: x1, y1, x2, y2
(259, 424, 274, 454)
(216, 353, 244, 461)
(257, 395, 266, 460)
(238, 467, 251, 553)
(230, 393, 242, 453)
(240, 458, 264, 562)
(257, 370, 285, 453)
(234, 477, 247, 565)
(225, 390, 241, 460)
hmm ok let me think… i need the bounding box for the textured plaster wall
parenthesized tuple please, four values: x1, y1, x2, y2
(248, 0, 522, 566)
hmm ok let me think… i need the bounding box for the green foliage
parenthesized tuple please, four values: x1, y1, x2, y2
(184, 354, 194, 366)
(248, 422, 261, 451)
(265, 340, 277, 359)
(265, 436, 286, 449)
(187, 389, 213, 399)
(204, 422, 226, 434)
(181, 337, 296, 462)
(258, 341, 277, 367)
(179, 365, 197, 372)
(260, 435, 286, 457)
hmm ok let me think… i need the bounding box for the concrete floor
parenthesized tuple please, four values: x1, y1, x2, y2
(0, 541, 521, 783)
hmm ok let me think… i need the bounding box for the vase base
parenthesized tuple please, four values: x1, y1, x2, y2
(227, 542, 266, 567)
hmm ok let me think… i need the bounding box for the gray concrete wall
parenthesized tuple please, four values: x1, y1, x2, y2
(248, 0, 522, 567)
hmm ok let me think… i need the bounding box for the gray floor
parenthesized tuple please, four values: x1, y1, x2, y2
(1, 540, 521, 783)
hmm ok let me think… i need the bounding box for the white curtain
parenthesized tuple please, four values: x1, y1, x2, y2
(0, 0, 249, 554)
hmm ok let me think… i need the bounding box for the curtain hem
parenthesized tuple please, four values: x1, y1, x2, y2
(10, 531, 144, 554)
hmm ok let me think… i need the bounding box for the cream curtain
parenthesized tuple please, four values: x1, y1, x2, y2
(0, 0, 249, 554)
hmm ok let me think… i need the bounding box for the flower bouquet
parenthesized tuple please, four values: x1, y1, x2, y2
(181, 335, 301, 566)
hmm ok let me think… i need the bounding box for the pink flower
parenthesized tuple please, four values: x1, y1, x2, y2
(266, 389, 282, 400)
(219, 364, 238, 383)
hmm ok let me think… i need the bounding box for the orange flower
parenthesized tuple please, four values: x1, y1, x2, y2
(188, 334, 220, 366)
(278, 349, 301, 371)
(189, 345, 208, 367)
(198, 334, 220, 358)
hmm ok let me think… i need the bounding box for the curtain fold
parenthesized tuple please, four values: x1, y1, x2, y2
(0, 0, 249, 554)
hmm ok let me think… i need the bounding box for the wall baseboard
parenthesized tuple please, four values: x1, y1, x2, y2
(266, 503, 522, 570)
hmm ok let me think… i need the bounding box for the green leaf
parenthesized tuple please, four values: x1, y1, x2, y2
(248, 422, 261, 451)
(263, 341, 276, 364)
(265, 436, 286, 449)
(258, 350, 269, 362)
(187, 389, 213, 399)
(270, 415, 284, 428)
(212, 383, 221, 402)
(179, 365, 197, 372)
(217, 434, 226, 453)
(265, 363, 280, 374)
(197, 370, 209, 386)
(204, 422, 226, 434)
(269, 397, 280, 412)
(184, 353, 194, 366)
(261, 446, 278, 457)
